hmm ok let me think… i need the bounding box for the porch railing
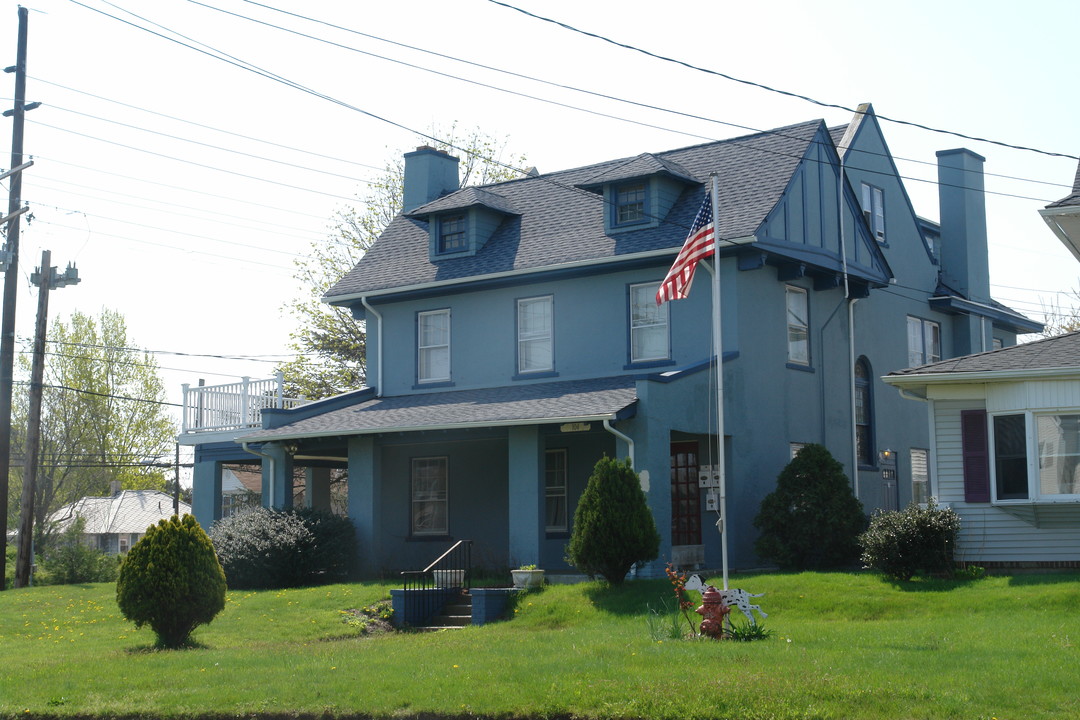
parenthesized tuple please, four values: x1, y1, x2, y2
(399, 540, 473, 627)
(180, 371, 308, 434)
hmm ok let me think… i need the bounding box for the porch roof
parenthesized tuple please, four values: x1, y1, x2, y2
(236, 376, 638, 443)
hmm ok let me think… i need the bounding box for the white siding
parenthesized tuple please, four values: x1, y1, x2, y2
(933, 398, 1080, 564)
(988, 380, 1080, 413)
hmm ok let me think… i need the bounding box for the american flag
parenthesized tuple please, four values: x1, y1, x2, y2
(656, 193, 716, 305)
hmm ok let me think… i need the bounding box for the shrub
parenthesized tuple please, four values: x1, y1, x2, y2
(859, 500, 961, 581)
(40, 518, 119, 585)
(116, 514, 226, 648)
(753, 443, 866, 570)
(209, 507, 357, 589)
(565, 456, 660, 584)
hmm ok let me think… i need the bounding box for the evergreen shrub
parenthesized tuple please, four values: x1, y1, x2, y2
(565, 456, 660, 584)
(859, 500, 961, 581)
(115, 514, 226, 648)
(753, 443, 866, 570)
(209, 507, 357, 589)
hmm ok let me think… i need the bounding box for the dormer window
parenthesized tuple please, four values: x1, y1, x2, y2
(615, 182, 647, 226)
(438, 214, 467, 254)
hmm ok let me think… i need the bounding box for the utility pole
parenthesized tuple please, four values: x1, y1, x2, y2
(14, 251, 79, 588)
(1, 6, 39, 590)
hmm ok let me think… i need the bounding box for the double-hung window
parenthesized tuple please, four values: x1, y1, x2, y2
(615, 182, 646, 226)
(907, 316, 941, 367)
(517, 296, 553, 374)
(786, 286, 809, 365)
(629, 282, 669, 363)
(411, 457, 448, 535)
(861, 182, 885, 242)
(438, 214, 467, 254)
(545, 449, 568, 532)
(418, 309, 450, 383)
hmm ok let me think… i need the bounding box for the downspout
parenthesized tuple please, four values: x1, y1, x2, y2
(242, 442, 275, 508)
(837, 146, 861, 500)
(603, 419, 634, 469)
(360, 296, 383, 397)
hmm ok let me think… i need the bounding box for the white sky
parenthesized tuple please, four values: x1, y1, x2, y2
(2, 0, 1078, 428)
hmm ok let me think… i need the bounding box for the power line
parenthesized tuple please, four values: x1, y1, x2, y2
(234, 0, 1071, 194)
(13, 380, 181, 407)
(30, 76, 388, 173)
(487, 0, 1079, 162)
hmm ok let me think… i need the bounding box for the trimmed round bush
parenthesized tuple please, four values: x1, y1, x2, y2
(860, 500, 961, 581)
(565, 456, 660, 584)
(753, 443, 866, 570)
(209, 507, 356, 589)
(116, 514, 226, 648)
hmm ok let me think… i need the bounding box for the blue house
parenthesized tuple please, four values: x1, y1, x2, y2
(182, 104, 1041, 577)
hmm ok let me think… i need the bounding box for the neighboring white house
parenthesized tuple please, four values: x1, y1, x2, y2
(884, 331, 1080, 569)
(49, 488, 192, 555)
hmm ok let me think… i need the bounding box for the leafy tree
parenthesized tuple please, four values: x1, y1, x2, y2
(1037, 288, 1080, 338)
(7, 309, 176, 550)
(280, 125, 527, 400)
(753, 443, 866, 570)
(565, 456, 660, 585)
(116, 514, 226, 648)
(38, 517, 119, 585)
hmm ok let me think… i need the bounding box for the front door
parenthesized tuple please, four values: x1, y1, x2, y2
(670, 441, 702, 547)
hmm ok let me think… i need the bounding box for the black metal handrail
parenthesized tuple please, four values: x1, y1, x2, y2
(400, 540, 472, 627)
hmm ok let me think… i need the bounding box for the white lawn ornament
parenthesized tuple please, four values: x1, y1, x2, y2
(684, 574, 767, 625)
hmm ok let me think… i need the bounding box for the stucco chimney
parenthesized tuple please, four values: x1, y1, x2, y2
(937, 148, 990, 304)
(403, 146, 460, 214)
(109, 480, 122, 496)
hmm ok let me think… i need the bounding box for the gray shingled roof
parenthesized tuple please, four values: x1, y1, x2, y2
(576, 152, 700, 189)
(1046, 159, 1080, 209)
(889, 331, 1080, 377)
(48, 490, 192, 535)
(405, 186, 520, 217)
(326, 120, 824, 299)
(239, 376, 638, 442)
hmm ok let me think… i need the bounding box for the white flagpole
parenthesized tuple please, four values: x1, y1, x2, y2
(708, 173, 728, 591)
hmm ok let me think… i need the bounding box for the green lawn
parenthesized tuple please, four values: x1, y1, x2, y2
(1, 571, 1077, 719)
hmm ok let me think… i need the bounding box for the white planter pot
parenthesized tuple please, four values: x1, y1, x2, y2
(511, 569, 544, 589)
(432, 569, 465, 587)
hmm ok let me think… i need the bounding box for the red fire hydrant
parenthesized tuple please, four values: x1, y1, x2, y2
(695, 586, 731, 639)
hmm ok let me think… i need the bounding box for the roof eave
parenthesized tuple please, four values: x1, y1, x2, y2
(236, 409, 637, 445)
(884, 366, 1080, 390)
(1039, 205, 1080, 265)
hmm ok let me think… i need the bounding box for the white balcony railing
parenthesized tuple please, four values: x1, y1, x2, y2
(181, 372, 308, 434)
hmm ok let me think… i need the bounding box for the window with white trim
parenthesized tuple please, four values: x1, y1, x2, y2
(786, 286, 809, 365)
(907, 316, 941, 367)
(861, 182, 885, 242)
(518, 296, 553, 373)
(417, 309, 450, 383)
(993, 413, 1029, 500)
(1036, 414, 1080, 497)
(545, 449, 568, 532)
(911, 448, 929, 504)
(411, 457, 448, 535)
(629, 282, 669, 363)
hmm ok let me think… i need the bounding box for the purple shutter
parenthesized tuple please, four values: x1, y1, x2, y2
(961, 409, 990, 503)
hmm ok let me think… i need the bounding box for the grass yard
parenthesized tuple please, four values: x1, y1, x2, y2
(0, 571, 1077, 720)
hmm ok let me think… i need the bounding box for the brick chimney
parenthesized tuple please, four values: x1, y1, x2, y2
(403, 146, 460, 213)
(936, 148, 990, 304)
